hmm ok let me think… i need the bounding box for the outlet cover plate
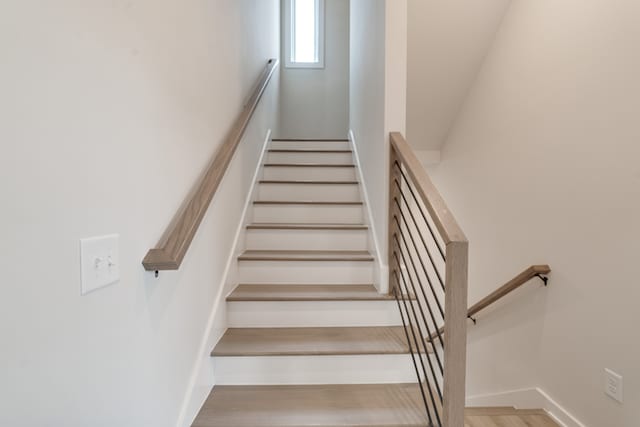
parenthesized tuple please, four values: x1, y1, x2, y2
(80, 234, 120, 295)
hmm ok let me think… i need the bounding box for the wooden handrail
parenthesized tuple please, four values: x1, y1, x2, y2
(389, 132, 468, 427)
(467, 264, 551, 319)
(389, 132, 467, 245)
(431, 265, 551, 341)
(142, 59, 279, 272)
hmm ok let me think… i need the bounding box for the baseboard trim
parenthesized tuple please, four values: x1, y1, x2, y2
(348, 129, 388, 294)
(176, 129, 272, 427)
(466, 387, 587, 427)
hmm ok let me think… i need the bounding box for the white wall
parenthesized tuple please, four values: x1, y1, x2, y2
(278, 0, 350, 139)
(427, 0, 640, 425)
(350, 1, 407, 290)
(406, 0, 510, 152)
(0, 1, 279, 426)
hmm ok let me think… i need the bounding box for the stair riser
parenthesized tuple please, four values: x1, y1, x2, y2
(238, 261, 374, 284)
(271, 140, 350, 150)
(227, 300, 400, 327)
(253, 205, 363, 224)
(258, 183, 360, 202)
(266, 152, 354, 164)
(245, 229, 368, 251)
(213, 354, 417, 385)
(263, 166, 357, 181)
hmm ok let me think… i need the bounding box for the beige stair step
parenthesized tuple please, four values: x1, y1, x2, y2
(212, 326, 419, 357)
(263, 163, 356, 168)
(238, 250, 374, 262)
(254, 201, 363, 205)
(268, 149, 353, 153)
(227, 284, 407, 302)
(259, 180, 359, 184)
(247, 223, 367, 231)
(192, 383, 427, 427)
(192, 383, 559, 427)
(271, 138, 350, 142)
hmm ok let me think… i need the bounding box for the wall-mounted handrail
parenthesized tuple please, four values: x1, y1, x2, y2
(467, 265, 550, 320)
(431, 265, 551, 341)
(142, 59, 279, 272)
(389, 132, 468, 427)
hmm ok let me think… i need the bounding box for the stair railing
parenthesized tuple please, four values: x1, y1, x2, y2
(142, 59, 279, 273)
(388, 132, 468, 427)
(430, 265, 551, 341)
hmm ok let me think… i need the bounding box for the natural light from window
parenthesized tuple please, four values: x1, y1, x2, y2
(292, 0, 318, 64)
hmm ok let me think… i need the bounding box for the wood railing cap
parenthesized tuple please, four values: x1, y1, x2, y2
(389, 132, 467, 246)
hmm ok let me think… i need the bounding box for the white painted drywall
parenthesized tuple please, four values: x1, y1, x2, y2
(427, 0, 640, 425)
(0, 1, 279, 426)
(277, 0, 350, 139)
(406, 0, 510, 151)
(350, 0, 407, 284)
(349, 0, 387, 277)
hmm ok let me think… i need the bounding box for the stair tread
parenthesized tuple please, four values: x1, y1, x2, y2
(268, 149, 353, 153)
(271, 138, 350, 142)
(192, 383, 428, 426)
(212, 326, 416, 356)
(247, 223, 368, 230)
(227, 284, 413, 301)
(259, 180, 359, 184)
(238, 250, 374, 261)
(264, 163, 356, 167)
(254, 200, 363, 205)
(193, 383, 558, 427)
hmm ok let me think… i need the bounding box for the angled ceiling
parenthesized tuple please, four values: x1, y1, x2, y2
(406, 0, 512, 151)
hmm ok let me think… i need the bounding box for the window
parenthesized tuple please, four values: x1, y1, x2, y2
(284, 0, 325, 68)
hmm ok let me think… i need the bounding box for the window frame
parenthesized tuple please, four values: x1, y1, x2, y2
(284, 0, 325, 69)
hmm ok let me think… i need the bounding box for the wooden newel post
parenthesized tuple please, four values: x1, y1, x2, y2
(443, 241, 468, 427)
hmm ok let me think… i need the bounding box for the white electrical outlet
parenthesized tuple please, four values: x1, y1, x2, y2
(80, 234, 120, 295)
(604, 368, 623, 403)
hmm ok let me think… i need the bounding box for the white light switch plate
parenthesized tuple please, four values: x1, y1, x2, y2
(80, 234, 120, 295)
(605, 368, 623, 403)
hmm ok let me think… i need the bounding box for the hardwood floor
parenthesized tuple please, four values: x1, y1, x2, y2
(191, 384, 560, 427)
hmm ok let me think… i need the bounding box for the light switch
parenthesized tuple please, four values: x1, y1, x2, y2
(80, 234, 120, 295)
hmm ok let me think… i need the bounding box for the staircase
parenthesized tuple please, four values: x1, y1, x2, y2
(191, 139, 559, 427)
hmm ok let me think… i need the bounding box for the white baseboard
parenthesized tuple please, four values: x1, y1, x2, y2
(348, 129, 388, 294)
(466, 387, 587, 427)
(176, 129, 272, 427)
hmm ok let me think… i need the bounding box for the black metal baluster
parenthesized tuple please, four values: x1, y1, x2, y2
(391, 271, 434, 426)
(394, 179, 446, 291)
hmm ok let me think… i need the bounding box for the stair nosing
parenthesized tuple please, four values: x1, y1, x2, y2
(238, 250, 373, 261)
(211, 326, 422, 357)
(259, 180, 359, 185)
(263, 163, 356, 168)
(246, 223, 368, 230)
(271, 138, 350, 142)
(268, 149, 353, 154)
(253, 201, 363, 206)
(227, 284, 414, 302)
